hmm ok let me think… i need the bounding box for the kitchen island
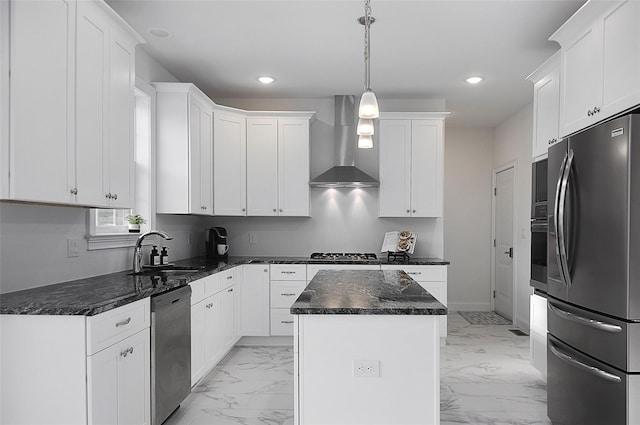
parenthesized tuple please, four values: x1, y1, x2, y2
(291, 270, 447, 425)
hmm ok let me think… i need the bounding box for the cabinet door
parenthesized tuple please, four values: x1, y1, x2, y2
(278, 119, 310, 216)
(240, 265, 270, 336)
(214, 112, 246, 215)
(379, 120, 411, 217)
(221, 285, 236, 350)
(532, 69, 560, 159)
(88, 329, 150, 425)
(247, 118, 278, 216)
(204, 294, 223, 366)
(559, 22, 601, 137)
(107, 26, 136, 208)
(188, 98, 204, 214)
(76, 0, 109, 207)
(600, 1, 640, 122)
(9, 0, 75, 204)
(191, 300, 206, 386)
(411, 120, 443, 217)
(200, 107, 213, 214)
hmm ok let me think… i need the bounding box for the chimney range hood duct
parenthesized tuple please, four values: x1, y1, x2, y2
(309, 95, 379, 188)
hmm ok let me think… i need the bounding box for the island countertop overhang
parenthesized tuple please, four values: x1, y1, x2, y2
(290, 270, 447, 315)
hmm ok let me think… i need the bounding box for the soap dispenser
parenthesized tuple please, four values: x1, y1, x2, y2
(150, 245, 160, 266)
(160, 246, 169, 265)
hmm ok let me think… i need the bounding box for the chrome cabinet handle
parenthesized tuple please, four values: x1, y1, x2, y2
(549, 340, 621, 383)
(70, 188, 78, 195)
(408, 272, 421, 275)
(594, 106, 600, 114)
(281, 293, 296, 296)
(106, 193, 112, 199)
(227, 275, 232, 280)
(228, 288, 233, 292)
(281, 320, 294, 324)
(548, 302, 622, 333)
(587, 109, 593, 117)
(281, 271, 296, 274)
(112, 193, 117, 200)
(120, 347, 134, 357)
(115, 317, 131, 327)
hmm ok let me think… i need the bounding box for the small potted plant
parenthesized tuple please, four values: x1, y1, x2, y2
(125, 214, 146, 233)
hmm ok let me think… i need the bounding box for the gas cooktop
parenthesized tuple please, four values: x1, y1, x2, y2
(308, 252, 378, 262)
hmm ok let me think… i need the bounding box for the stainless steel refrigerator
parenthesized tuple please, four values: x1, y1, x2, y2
(547, 112, 640, 425)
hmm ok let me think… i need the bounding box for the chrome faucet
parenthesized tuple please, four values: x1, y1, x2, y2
(132, 230, 173, 274)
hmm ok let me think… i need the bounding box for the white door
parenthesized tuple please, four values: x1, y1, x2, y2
(494, 167, 514, 321)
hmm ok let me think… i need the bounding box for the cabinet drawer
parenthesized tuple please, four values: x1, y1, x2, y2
(270, 308, 295, 336)
(270, 264, 306, 281)
(190, 278, 206, 305)
(86, 298, 150, 355)
(270, 281, 306, 308)
(218, 268, 235, 289)
(204, 272, 222, 298)
(381, 265, 446, 281)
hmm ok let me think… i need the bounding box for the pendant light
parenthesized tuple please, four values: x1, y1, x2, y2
(358, 0, 379, 120)
(357, 0, 378, 148)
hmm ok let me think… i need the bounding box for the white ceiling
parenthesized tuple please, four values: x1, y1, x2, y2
(107, 0, 584, 127)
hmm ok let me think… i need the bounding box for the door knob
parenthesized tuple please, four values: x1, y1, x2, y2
(504, 247, 513, 258)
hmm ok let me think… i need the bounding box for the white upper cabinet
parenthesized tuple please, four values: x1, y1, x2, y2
(3, 0, 142, 207)
(378, 115, 446, 218)
(551, 0, 640, 137)
(214, 111, 247, 216)
(155, 83, 214, 215)
(527, 52, 560, 160)
(246, 116, 312, 217)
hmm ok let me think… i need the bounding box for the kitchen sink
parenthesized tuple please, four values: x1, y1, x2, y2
(130, 265, 206, 276)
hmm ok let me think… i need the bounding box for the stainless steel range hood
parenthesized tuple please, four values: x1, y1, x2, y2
(309, 95, 379, 188)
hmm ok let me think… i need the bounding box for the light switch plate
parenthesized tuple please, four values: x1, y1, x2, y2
(67, 238, 80, 258)
(249, 232, 257, 244)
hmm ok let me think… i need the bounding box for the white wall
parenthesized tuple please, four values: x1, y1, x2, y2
(493, 102, 534, 331)
(444, 127, 494, 311)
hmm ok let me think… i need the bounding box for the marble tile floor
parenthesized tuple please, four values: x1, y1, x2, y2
(164, 313, 548, 425)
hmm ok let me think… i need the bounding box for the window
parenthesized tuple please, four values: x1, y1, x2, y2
(87, 79, 156, 250)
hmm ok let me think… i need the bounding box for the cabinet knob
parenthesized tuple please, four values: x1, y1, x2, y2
(594, 106, 600, 114)
(279, 208, 283, 212)
(273, 208, 277, 212)
(120, 347, 134, 357)
(406, 209, 410, 213)
(412, 209, 416, 213)
(228, 288, 233, 292)
(264, 269, 268, 273)
(70, 188, 78, 195)
(242, 208, 246, 212)
(106, 193, 112, 199)
(112, 193, 117, 200)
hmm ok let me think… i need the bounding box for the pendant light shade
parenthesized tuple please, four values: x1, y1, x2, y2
(357, 118, 375, 135)
(358, 134, 373, 149)
(358, 90, 379, 119)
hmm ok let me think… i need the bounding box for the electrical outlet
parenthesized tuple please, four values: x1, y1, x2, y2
(67, 238, 80, 258)
(249, 232, 257, 244)
(187, 232, 192, 245)
(352, 360, 379, 377)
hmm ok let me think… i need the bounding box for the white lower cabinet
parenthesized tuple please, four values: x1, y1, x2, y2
(240, 264, 271, 336)
(381, 265, 448, 340)
(270, 264, 307, 336)
(190, 270, 239, 387)
(87, 329, 150, 425)
(0, 297, 151, 425)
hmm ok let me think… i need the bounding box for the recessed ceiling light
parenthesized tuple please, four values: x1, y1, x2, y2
(466, 76, 484, 85)
(148, 27, 171, 38)
(258, 76, 275, 85)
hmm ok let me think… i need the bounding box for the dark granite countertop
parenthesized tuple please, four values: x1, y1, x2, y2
(0, 256, 449, 316)
(290, 270, 447, 315)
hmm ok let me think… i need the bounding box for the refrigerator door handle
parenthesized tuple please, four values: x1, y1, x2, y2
(554, 152, 569, 286)
(548, 340, 622, 383)
(558, 149, 574, 287)
(548, 302, 623, 333)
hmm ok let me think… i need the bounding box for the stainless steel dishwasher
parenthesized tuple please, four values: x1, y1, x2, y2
(151, 285, 191, 425)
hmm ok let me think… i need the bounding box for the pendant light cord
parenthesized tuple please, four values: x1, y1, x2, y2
(364, 0, 372, 91)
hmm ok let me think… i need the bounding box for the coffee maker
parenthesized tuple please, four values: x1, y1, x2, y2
(206, 227, 229, 260)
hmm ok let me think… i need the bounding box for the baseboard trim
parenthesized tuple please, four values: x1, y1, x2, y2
(448, 302, 492, 312)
